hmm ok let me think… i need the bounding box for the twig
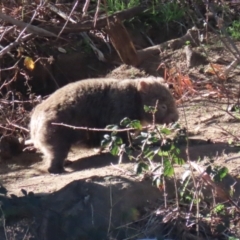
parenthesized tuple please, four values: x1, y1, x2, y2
(0, 205, 8, 240)
(0, 12, 57, 38)
(214, 124, 240, 141)
(7, 122, 29, 133)
(82, 0, 91, 17)
(52, 122, 149, 132)
(47, 2, 77, 24)
(0, 33, 33, 58)
(57, 0, 79, 39)
(224, 59, 240, 78)
(189, 161, 240, 213)
(0, 66, 19, 91)
(0, 124, 13, 132)
(107, 181, 113, 234)
(44, 5, 146, 33)
(94, 0, 101, 28)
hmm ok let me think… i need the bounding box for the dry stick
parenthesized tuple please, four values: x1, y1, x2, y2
(214, 124, 240, 141)
(110, 163, 136, 177)
(33, 57, 60, 88)
(0, 205, 8, 240)
(205, 0, 209, 43)
(224, 59, 240, 78)
(82, 0, 91, 17)
(0, 65, 19, 91)
(189, 161, 240, 213)
(7, 122, 29, 133)
(0, 12, 57, 39)
(194, 1, 240, 59)
(188, 2, 240, 91)
(94, 0, 102, 28)
(0, 26, 16, 58)
(52, 122, 149, 132)
(47, 2, 77, 24)
(0, 59, 20, 73)
(0, 3, 45, 57)
(0, 124, 13, 132)
(186, 24, 236, 118)
(57, 0, 79, 39)
(0, 33, 33, 58)
(151, 101, 169, 209)
(107, 182, 113, 235)
(0, 98, 41, 104)
(213, 104, 240, 121)
(181, 98, 200, 236)
(45, 5, 145, 34)
(0, 26, 15, 42)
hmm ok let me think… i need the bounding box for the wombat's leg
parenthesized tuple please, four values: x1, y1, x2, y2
(41, 144, 70, 174)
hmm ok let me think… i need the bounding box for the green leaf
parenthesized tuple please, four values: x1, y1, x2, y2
(135, 162, 149, 174)
(144, 105, 151, 112)
(174, 147, 180, 154)
(214, 167, 228, 182)
(174, 157, 185, 165)
(161, 128, 172, 135)
(120, 117, 131, 127)
(158, 150, 168, 157)
(218, 167, 228, 180)
(144, 105, 156, 113)
(144, 149, 155, 160)
(184, 194, 193, 201)
(148, 136, 159, 144)
(128, 120, 142, 130)
(164, 159, 174, 177)
(143, 147, 152, 156)
(228, 237, 240, 240)
(109, 143, 119, 156)
(113, 136, 123, 145)
(213, 204, 225, 214)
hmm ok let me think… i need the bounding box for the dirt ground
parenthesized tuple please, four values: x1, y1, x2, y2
(1, 29, 240, 239)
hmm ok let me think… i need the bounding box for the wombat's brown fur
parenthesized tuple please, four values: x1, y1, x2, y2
(30, 77, 179, 173)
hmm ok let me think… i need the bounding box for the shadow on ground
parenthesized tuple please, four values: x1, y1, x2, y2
(67, 140, 240, 172)
(0, 176, 169, 240)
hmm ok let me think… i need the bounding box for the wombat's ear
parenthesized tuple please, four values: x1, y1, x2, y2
(138, 81, 149, 93)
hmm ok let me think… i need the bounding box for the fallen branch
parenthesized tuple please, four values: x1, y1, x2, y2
(44, 5, 146, 34)
(0, 12, 58, 38)
(137, 28, 200, 62)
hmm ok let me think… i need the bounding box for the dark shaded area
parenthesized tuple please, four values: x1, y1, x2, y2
(0, 177, 164, 240)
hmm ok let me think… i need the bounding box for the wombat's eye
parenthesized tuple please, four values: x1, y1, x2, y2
(160, 104, 167, 111)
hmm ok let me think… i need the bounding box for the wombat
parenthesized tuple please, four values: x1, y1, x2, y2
(30, 77, 179, 173)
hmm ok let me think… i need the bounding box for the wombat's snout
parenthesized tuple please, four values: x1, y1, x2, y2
(164, 111, 179, 124)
